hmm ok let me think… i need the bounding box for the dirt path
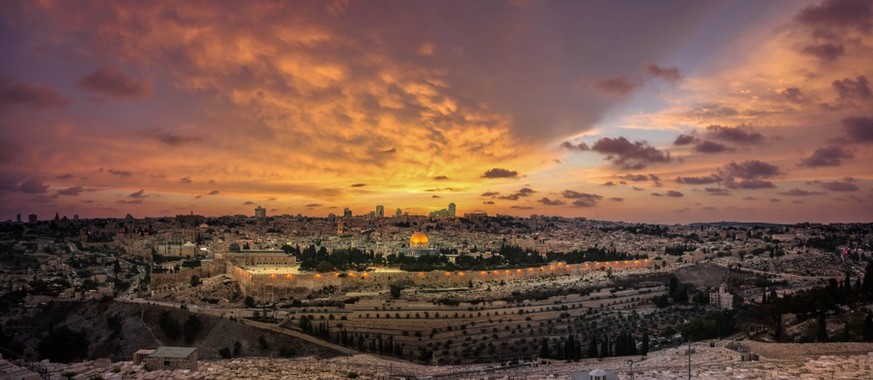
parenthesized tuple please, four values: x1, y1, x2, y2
(140, 304, 163, 346)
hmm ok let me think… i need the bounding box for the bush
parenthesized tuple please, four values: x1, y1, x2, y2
(38, 326, 90, 363)
(219, 347, 232, 358)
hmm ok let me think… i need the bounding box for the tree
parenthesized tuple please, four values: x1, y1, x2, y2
(817, 310, 829, 342)
(219, 347, 232, 358)
(37, 326, 90, 363)
(183, 315, 202, 343)
(641, 331, 649, 355)
(259, 334, 269, 349)
(233, 340, 242, 356)
(863, 314, 873, 342)
(190, 275, 201, 287)
(244, 296, 256, 308)
(158, 311, 181, 341)
(864, 261, 873, 296)
(389, 283, 404, 299)
(588, 336, 598, 358)
(315, 260, 333, 273)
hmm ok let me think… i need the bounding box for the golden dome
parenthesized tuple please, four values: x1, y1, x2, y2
(409, 231, 429, 247)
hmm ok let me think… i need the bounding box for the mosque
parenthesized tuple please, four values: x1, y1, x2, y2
(400, 231, 440, 257)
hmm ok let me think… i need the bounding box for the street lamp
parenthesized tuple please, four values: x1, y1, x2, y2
(627, 359, 635, 380)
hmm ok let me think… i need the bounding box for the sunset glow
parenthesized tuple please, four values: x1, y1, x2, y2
(1, 0, 871, 223)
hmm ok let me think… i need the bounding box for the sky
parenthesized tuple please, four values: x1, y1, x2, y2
(0, 0, 871, 224)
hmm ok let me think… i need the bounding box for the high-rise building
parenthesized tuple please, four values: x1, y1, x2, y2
(448, 203, 456, 217)
(375, 204, 384, 218)
(343, 208, 352, 218)
(16, 213, 21, 223)
(28, 214, 37, 224)
(254, 205, 266, 218)
(395, 208, 402, 218)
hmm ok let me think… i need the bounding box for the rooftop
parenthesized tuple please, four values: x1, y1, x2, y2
(149, 346, 198, 359)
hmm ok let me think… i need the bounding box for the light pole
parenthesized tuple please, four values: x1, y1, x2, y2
(627, 359, 635, 380)
(687, 340, 692, 380)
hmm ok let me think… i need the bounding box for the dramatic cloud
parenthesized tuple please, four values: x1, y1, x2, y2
(509, 205, 533, 210)
(609, 197, 623, 202)
(0, 77, 69, 109)
(109, 169, 132, 177)
(592, 76, 638, 96)
(842, 116, 873, 142)
(350, 183, 367, 187)
(654, 190, 685, 197)
(179, 177, 192, 184)
(538, 197, 565, 206)
(833, 76, 872, 101)
(781, 88, 807, 103)
(152, 132, 203, 147)
(379, 148, 397, 154)
(673, 134, 696, 146)
(796, 0, 873, 34)
(725, 179, 777, 189)
(57, 186, 85, 196)
(779, 188, 824, 196)
(694, 140, 734, 153)
(207, 190, 220, 195)
(718, 160, 783, 180)
(498, 187, 536, 200)
(432, 176, 448, 181)
(704, 187, 731, 196)
(676, 175, 722, 185)
(242, 201, 255, 205)
(480, 191, 500, 197)
(820, 178, 860, 191)
(77, 66, 151, 99)
(19, 178, 48, 194)
(482, 168, 519, 178)
(128, 189, 147, 198)
(562, 190, 603, 207)
(706, 125, 765, 144)
(590, 137, 671, 169)
(802, 43, 845, 61)
(305, 203, 322, 208)
(560, 141, 590, 152)
(799, 146, 854, 167)
(645, 64, 682, 83)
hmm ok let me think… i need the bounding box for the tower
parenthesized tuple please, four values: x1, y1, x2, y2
(448, 203, 456, 217)
(254, 205, 266, 218)
(395, 208, 402, 218)
(343, 207, 352, 218)
(375, 204, 384, 218)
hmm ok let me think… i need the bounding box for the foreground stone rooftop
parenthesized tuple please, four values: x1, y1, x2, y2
(33, 341, 873, 380)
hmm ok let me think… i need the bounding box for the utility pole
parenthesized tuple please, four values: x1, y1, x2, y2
(687, 340, 692, 380)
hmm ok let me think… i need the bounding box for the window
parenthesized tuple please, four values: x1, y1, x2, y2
(164, 360, 171, 367)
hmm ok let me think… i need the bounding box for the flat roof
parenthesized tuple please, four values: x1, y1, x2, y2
(239, 265, 301, 275)
(149, 346, 197, 358)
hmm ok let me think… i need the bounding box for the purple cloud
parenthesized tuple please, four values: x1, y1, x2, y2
(78, 66, 151, 99)
(0, 76, 69, 109)
(482, 168, 519, 178)
(645, 64, 682, 83)
(799, 146, 854, 167)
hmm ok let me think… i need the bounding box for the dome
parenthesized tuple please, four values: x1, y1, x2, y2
(409, 231, 429, 247)
(228, 242, 241, 252)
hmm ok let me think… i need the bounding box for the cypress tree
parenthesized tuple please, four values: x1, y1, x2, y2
(641, 332, 650, 355)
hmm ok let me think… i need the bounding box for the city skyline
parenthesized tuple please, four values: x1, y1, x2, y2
(1, 0, 872, 223)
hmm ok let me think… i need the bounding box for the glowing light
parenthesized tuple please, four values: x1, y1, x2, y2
(457, 272, 465, 276)
(480, 271, 487, 276)
(285, 274, 292, 279)
(315, 273, 323, 279)
(444, 271, 451, 276)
